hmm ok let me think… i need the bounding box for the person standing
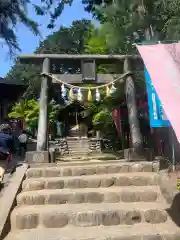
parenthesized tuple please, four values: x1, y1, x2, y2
(18, 130, 27, 156)
(0, 126, 15, 174)
(11, 122, 21, 154)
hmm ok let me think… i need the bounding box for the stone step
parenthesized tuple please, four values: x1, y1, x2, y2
(67, 141, 89, 148)
(68, 146, 89, 150)
(10, 202, 169, 230)
(26, 162, 155, 179)
(30, 160, 126, 169)
(17, 186, 162, 206)
(56, 159, 152, 166)
(67, 146, 89, 150)
(66, 139, 89, 142)
(67, 142, 88, 145)
(67, 142, 89, 146)
(22, 172, 159, 191)
(67, 150, 90, 154)
(5, 223, 180, 240)
(56, 159, 123, 165)
(68, 149, 89, 152)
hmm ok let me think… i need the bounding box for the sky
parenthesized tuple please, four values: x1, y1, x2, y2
(0, 0, 92, 77)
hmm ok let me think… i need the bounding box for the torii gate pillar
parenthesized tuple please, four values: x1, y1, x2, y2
(26, 58, 51, 164)
(37, 58, 50, 152)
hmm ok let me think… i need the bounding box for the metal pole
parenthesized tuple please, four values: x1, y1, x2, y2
(171, 128, 176, 172)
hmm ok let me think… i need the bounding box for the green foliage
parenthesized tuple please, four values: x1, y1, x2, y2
(8, 99, 37, 119)
(85, 25, 108, 54)
(0, 0, 75, 54)
(8, 98, 62, 130)
(85, 85, 124, 136)
(82, 0, 180, 54)
(8, 99, 38, 128)
(3, 0, 180, 55)
(92, 108, 114, 133)
(0, 0, 39, 54)
(48, 101, 63, 124)
(84, 25, 121, 73)
(82, 0, 112, 22)
(6, 62, 41, 98)
(26, 102, 39, 129)
(33, 0, 73, 29)
(37, 19, 92, 54)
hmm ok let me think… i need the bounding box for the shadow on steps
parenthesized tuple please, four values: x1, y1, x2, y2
(166, 192, 180, 227)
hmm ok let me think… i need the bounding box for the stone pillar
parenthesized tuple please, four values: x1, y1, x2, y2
(96, 131, 100, 139)
(37, 58, 50, 152)
(26, 58, 51, 164)
(124, 58, 144, 159)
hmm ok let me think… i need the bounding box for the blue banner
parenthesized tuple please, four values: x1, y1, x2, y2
(144, 67, 170, 128)
(56, 120, 62, 137)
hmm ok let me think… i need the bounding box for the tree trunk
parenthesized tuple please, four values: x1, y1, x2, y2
(22, 119, 27, 130)
(124, 58, 143, 154)
(36, 58, 51, 151)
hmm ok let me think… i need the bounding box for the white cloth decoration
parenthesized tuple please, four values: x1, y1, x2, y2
(96, 89, 100, 101)
(61, 84, 66, 98)
(110, 84, 116, 94)
(77, 88, 83, 101)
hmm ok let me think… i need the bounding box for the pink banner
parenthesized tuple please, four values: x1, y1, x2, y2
(137, 43, 180, 142)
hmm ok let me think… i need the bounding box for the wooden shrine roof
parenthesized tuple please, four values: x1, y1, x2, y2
(0, 78, 27, 101)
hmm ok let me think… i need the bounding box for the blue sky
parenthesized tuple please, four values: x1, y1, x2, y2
(0, 1, 92, 77)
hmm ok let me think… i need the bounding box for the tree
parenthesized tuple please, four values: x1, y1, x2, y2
(8, 98, 62, 133)
(0, 0, 95, 54)
(0, 0, 77, 54)
(8, 99, 38, 129)
(81, 0, 180, 44)
(3, 0, 180, 54)
(6, 62, 41, 99)
(37, 19, 92, 54)
(26, 99, 62, 135)
(79, 0, 109, 20)
(92, 109, 115, 134)
(27, 99, 63, 138)
(85, 25, 108, 54)
(0, 0, 39, 54)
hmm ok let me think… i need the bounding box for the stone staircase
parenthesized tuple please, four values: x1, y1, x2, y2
(6, 161, 180, 240)
(66, 137, 89, 154)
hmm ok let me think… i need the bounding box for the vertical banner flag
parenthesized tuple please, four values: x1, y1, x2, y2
(56, 120, 62, 137)
(144, 67, 170, 128)
(137, 43, 180, 142)
(112, 108, 121, 136)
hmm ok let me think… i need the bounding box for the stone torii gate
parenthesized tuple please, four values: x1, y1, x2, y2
(18, 54, 141, 163)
